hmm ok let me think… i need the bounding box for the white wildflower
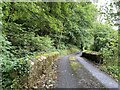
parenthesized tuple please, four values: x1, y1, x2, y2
(40, 56, 47, 60)
(30, 60, 34, 65)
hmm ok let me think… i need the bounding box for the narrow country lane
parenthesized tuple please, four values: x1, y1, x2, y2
(56, 56, 79, 88)
(56, 53, 119, 89)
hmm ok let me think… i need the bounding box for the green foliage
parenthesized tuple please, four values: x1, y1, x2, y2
(0, 33, 30, 89)
(92, 23, 118, 60)
(2, 2, 98, 54)
(1, 2, 119, 89)
(93, 23, 118, 51)
(101, 63, 119, 81)
(91, 22, 118, 80)
(31, 36, 55, 51)
(0, 34, 12, 59)
(67, 44, 80, 52)
(2, 57, 30, 89)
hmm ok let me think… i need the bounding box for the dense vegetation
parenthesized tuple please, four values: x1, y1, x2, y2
(0, 2, 119, 89)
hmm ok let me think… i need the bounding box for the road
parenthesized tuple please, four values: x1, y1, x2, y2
(56, 53, 119, 89)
